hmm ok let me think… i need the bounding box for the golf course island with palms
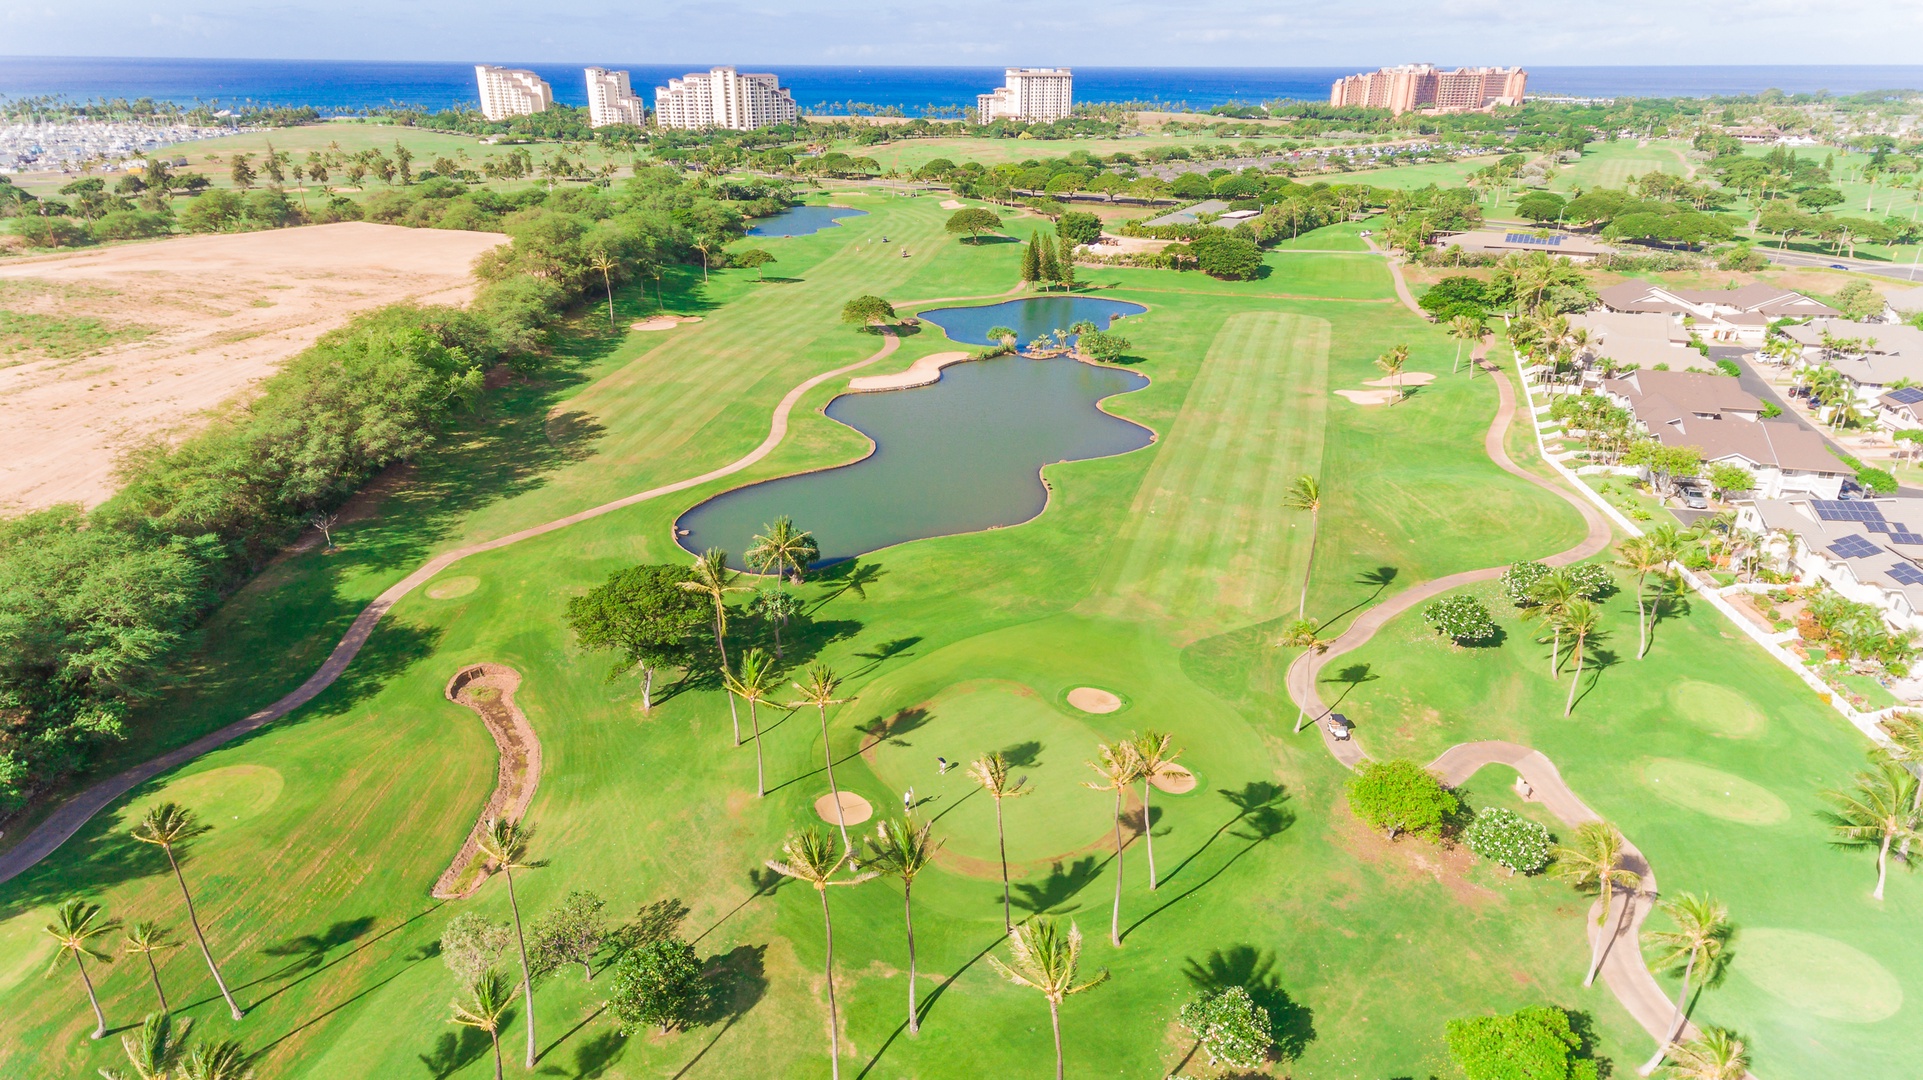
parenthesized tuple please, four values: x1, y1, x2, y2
(3, 170, 1920, 1080)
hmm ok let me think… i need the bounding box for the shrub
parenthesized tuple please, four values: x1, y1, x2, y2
(1446, 1005, 1601, 1080)
(1423, 593, 1498, 644)
(1717, 244, 1771, 271)
(607, 935, 706, 1033)
(11, 215, 91, 247)
(1076, 329, 1131, 361)
(1177, 986, 1272, 1070)
(1463, 808, 1553, 875)
(1562, 563, 1615, 600)
(89, 209, 172, 241)
(1857, 465, 1898, 496)
(1418, 275, 1489, 320)
(1500, 561, 1550, 605)
(1056, 210, 1103, 246)
(1189, 230, 1263, 280)
(1346, 759, 1460, 841)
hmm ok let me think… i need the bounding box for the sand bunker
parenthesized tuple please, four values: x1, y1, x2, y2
(1363, 371, 1436, 388)
(848, 351, 974, 391)
(631, 314, 703, 332)
(815, 790, 873, 826)
(940, 199, 966, 209)
(1334, 389, 1402, 405)
(1149, 764, 1197, 794)
(0, 222, 507, 511)
(1067, 687, 1123, 714)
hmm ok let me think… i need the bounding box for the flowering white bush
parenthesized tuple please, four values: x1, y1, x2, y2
(1423, 594, 1498, 644)
(1464, 807, 1553, 875)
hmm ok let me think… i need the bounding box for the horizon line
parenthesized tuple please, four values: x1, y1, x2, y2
(5, 56, 1922, 71)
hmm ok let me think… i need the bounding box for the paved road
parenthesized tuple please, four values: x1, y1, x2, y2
(1724, 350, 1923, 498)
(1761, 247, 1923, 284)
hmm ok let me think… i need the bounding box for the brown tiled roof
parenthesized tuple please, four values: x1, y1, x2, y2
(1652, 417, 1846, 474)
(1604, 369, 1761, 418)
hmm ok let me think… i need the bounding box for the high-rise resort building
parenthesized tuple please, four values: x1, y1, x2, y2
(653, 68, 799, 131)
(976, 68, 1074, 124)
(1329, 65, 1527, 116)
(585, 67, 647, 127)
(474, 65, 555, 122)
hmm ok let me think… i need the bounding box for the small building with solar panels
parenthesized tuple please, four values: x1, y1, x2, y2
(1430, 229, 1616, 263)
(1741, 496, 1923, 631)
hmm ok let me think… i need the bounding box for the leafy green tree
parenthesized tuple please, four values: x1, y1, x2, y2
(988, 917, 1109, 1080)
(1821, 759, 1921, 900)
(565, 564, 706, 712)
(1022, 232, 1044, 286)
(986, 325, 1019, 350)
(440, 912, 513, 989)
(1345, 759, 1460, 841)
(1705, 463, 1755, 498)
(1423, 594, 1499, 644)
(1624, 440, 1704, 498)
(1515, 191, 1568, 225)
(1553, 820, 1640, 986)
(44, 899, 118, 1039)
(732, 247, 776, 280)
(475, 817, 542, 1069)
(1038, 232, 1063, 286)
(865, 817, 943, 1035)
(1085, 741, 1144, 946)
(681, 548, 750, 744)
(1463, 808, 1553, 875)
(132, 804, 243, 1020)
(530, 890, 609, 982)
(122, 921, 183, 1014)
(1056, 210, 1103, 245)
(1075, 330, 1130, 361)
(841, 294, 897, 328)
(99, 1010, 192, 1080)
(449, 969, 514, 1080)
(967, 752, 1031, 931)
(1445, 1005, 1600, 1080)
(607, 935, 706, 1033)
(1178, 986, 1273, 1071)
(722, 647, 781, 797)
(751, 586, 804, 659)
(228, 153, 256, 190)
(1189, 231, 1263, 280)
(1640, 892, 1734, 1074)
(944, 207, 1003, 243)
(766, 828, 877, 1080)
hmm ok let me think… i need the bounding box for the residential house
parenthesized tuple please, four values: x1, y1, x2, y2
(1596, 282, 1839, 344)
(1568, 310, 1700, 372)
(1781, 320, 1923, 427)
(1602, 368, 1849, 498)
(1739, 495, 1923, 631)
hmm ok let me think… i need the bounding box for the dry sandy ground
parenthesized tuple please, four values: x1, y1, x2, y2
(847, 350, 974, 391)
(0, 222, 506, 511)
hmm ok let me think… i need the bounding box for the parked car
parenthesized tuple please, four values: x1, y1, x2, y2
(1683, 491, 1709, 510)
(1829, 263, 1850, 270)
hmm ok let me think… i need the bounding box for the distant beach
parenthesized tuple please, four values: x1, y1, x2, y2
(2, 58, 1921, 114)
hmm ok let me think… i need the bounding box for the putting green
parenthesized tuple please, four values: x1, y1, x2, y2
(1641, 758, 1790, 825)
(0, 907, 54, 994)
(864, 679, 1115, 870)
(116, 764, 285, 828)
(1735, 928, 1905, 1022)
(425, 575, 480, 599)
(1667, 680, 1767, 738)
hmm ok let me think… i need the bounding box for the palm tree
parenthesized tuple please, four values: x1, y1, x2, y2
(1638, 892, 1733, 1076)
(1375, 344, 1410, 404)
(180, 1039, 254, 1080)
(987, 325, 1019, 351)
(122, 921, 183, 1014)
(1084, 742, 1144, 947)
(132, 803, 244, 1021)
(100, 1010, 192, 1080)
(589, 252, 617, 327)
(682, 548, 751, 745)
(450, 969, 515, 1080)
(1553, 820, 1641, 987)
(44, 899, 118, 1039)
(789, 664, 854, 851)
(723, 647, 781, 797)
(1877, 712, 1923, 853)
(1279, 617, 1332, 733)
(747, 516, 820, 584)
(1615, 537, 1667, 660)
(865, 818, 943, 1036)
(987, 918, 1110, 1080)
(1449, 314, 1485, 376)
(1662, 1028, 1749, 1080)
(1282, 475, 1322, 619)
(1131, 731, 1180, 890)
(766, 828, 877, 1080)
(1529, 568, 1578, 677)
(967, 752, 1031, 932)
(1558, 598, 1602, 717)
(475, 817, 542, 1069)
(1820, 760, 1922, 900)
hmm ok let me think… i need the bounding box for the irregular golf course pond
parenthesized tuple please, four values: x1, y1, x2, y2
(676, 353, 1151, 566)
(746, 204, 868, 237)
(919, 295, 1146, 346)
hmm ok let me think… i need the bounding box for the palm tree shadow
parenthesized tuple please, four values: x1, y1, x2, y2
(1009, 855, 1104, 916)
(1161, 782, 1290, 887)
(809, 560, 886, 613)
(1123, 804, 1294, 940)
(1318, 663, 1379, 711)
(857, 928, 1007, 1079)
(1645, 579, 1690, 652)
(1568, 647, 1620, 713)
(419, 1028, 492, 1079)
(855, 706, 931, 752)
(998, 740, 1043, 768)
(927, 784, 981, 826)
(692, 870, 784, 945)
(1320, 566, 1400, 630)
(843, 635, 922, 680)
(1181, 945, 1316, 1062)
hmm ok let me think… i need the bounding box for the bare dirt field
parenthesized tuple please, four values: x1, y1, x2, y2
(0, 222, 506, 511)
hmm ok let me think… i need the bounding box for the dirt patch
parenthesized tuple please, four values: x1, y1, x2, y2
(1066, 687, 1123, 713)
(0, 222, 507, 511)
(815, 791, 873, 827)
(631, 314, 703, 332)
(433, 663, 544, 900)
(939, 199, 966, 210)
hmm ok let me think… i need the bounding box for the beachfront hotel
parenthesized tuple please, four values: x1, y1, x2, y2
(976, 68, 1074, 124)
(1329, 65, 1527, 115)
(585, 67, 647, 127)
(474, 65, 555, 121)
(654, 68, 799, 130)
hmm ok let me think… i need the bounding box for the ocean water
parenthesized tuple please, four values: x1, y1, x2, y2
(1, 58, 1920, 113)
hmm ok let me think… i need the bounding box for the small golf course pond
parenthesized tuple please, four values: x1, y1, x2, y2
(747, 204, 867, 237)
(920, 296, 1146, 346)
(676, 354, 1150, 566)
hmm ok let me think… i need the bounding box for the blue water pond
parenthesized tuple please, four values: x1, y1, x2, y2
(918, 296, 1146, 347)
(746, 204, 868, 237)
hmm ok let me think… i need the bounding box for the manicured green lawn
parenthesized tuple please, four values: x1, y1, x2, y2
(0, 190, 1908, 1080)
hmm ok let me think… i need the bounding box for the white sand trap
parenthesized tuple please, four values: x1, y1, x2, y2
(1150, 764, 1197, 794)
(1335, 389, 1401, 405)
(848, 351, 974, 391)
(1363, 371, 1436, 388)
(815, 791, 873, 826)
(940, 199, 966, 209)
(1067, 687, 1123, 714)
(631, 315, 703, 332)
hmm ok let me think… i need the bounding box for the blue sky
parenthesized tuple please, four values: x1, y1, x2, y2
(2, 0, 1916, 65)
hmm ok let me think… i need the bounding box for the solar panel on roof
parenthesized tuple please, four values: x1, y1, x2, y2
(1890, 564, 1923, 586)
(1890, 532, 1923, 546)
(1829, 534, 1882, 559)
(1812, 500, 1885, 522)
(1888, 387, 1923, 405)
(1503, 233, 1564, 246)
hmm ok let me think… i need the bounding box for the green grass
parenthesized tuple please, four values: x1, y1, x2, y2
(0, 192, 1909, 1080)
(0, 309, 154, 360)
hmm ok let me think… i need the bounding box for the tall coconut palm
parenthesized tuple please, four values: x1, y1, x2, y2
(682, 548, 750, 745)
(789, 664, 854, 852)
(44, 899, 118, 1039)
(766, 828, 877, 1080)
(723, 647, 781, 798)
(1279, 617, 1331, 733)
(1662, 1028, 1749, 1080)
(987, 917, 1110, 1080)
(1130, 731, 1181, 890)
(1375, 344, 1410, 404)
(967, 752, 1031, 932)
(132, 803, 243, 1021)
(1529, 568, 1578, 677)
(1552, 820, 1641, 987)
(1820, 760, 1922, 900)
(1878, 712, 1923, 854)
(122, 921, 183, 1014)
(1282, 475, 1322, 619)
(589, 252, 617, 327)
(450, 969, 514, 1080)
(1558, 598, 1603, 717)
(180, 1039, 255, 1080)
(1615, 537, 1667, 660)
(1084, 742, 1144, 947)
(865, 818, 943, 1036)
(747, 516, 820, 584)
(1638, 892, 1733, 1076)
(1448, 314, 1485, 376)
(475, 817, 542, 1069)
(100, 1010, 192, 1080)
